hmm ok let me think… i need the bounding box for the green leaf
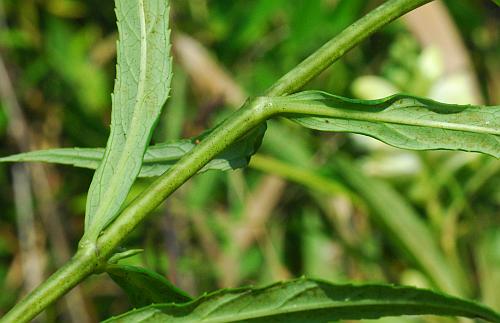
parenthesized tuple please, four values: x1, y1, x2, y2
(106, 264, 192, 308)
(333, 157, 469, 296)
(274, 91, 499, 158)
(0, 124, 266, 176)
(103, 278, 500, 322)
(82, 0, 172, 241)
(0, 147, 103, 170)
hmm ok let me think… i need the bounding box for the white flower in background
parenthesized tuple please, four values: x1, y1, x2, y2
(351, 75, 400, 100)
(418, 46, 444, 82)
(429, 72, 480, 105)
(349, 45, 472, 177)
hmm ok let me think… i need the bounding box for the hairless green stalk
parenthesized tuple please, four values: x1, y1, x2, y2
(1, 0, 433, 322)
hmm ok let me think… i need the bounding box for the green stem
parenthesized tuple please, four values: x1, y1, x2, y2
(96, 98, 270, 257)
(0, 98, 271, 323)
(266, 0, 433, 96)
(1, 0, 434, 321)
(0, 248, 100, 323)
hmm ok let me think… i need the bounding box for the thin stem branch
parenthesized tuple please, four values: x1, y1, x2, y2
(1, 0, 435, 321)
(96, 99, 269, 257)
(0, 97, 271, 323)
(1, 248, 98, 323)
(99, 0, 434, 255)
(266, 0, 433, 96)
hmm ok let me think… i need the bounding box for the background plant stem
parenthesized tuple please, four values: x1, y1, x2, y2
(1, 0, 435, 321)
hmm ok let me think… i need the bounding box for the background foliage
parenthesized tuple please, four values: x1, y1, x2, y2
(0, 0, 498, 321)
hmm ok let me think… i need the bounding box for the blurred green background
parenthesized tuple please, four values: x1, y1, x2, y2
(0, 0, 498, 322)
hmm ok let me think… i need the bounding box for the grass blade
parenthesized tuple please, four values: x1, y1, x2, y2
(334, 156, 469, 296)
(103, 278, 500, 322)
(476, 229, 500, 311)
(272, 91, 499, 157)
(82, 0, 172, 241)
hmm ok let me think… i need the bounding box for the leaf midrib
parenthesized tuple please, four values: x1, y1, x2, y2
(276, 101, 499, 136)
(187, 297, 490, 323)
(92, 0, 149, 222)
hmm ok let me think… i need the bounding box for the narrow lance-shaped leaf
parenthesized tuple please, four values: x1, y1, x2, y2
(270, 91, 499, 158)
(103, 278, 500, 323)
(0, 124, 266, 177)
(2, 91, 497, 185)
(83, 0, 172, 242)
